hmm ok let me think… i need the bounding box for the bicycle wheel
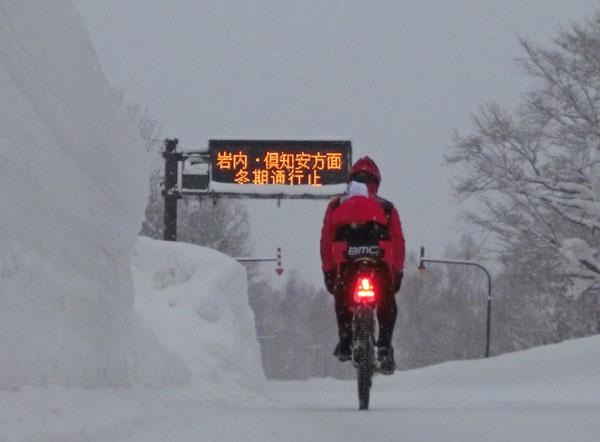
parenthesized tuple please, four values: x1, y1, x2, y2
(355, 309, 374, 410)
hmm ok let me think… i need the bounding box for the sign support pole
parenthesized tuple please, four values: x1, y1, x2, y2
(162, 138, 181, 241)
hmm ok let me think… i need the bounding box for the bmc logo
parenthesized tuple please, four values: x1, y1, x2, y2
(348, 245, 379, 257)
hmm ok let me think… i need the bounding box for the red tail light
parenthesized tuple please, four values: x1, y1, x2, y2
(354, 277, 376, 303)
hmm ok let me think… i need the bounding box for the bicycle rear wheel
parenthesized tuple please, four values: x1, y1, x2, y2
(355, 309, 374, 410)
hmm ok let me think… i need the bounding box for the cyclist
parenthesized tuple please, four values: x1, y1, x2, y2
(320, 156, 405, 374)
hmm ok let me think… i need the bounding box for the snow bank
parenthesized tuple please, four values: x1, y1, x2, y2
(386, 334, 600, 403)
(133, 237, 265, 392)
(0, 1, 186, 389)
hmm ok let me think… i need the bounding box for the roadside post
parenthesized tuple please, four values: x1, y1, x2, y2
(418, 246, 493, 358)
(235, 247, 284, 276)
(162, 138, 182, 241)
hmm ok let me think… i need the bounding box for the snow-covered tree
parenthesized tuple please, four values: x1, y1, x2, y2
(447, 15, 600, 302)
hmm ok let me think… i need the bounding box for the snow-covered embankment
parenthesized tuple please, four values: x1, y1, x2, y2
(133, 238, 265, 393)
(0, 0, 187, 389)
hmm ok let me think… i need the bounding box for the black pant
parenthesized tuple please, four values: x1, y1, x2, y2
(333, 266, 398, 348)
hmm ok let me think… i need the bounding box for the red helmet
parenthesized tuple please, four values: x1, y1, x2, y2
(348, 156, 381, 187)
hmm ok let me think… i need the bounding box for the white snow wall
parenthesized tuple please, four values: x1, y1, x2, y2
(0, 1, 187, 389)
(133, 238, 266, 393)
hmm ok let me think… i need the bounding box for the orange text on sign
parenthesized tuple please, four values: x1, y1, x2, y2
(215, 150, 344, 186)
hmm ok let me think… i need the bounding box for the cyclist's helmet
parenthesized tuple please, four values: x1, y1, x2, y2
(348, 156, 381, 189)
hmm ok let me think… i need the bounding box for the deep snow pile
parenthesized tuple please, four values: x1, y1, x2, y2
(132, 237, 265, 392)
(382, 332, 600, 403)
(0, 0, 185, 389)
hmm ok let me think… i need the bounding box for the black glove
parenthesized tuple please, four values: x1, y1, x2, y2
(324, 269, 337, 294)
(393, 270, 403, 294)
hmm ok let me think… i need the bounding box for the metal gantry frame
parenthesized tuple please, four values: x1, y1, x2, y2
(418, 246, 493, 358)
(164, 138, 340, 275)
(161, 138, 350, 242)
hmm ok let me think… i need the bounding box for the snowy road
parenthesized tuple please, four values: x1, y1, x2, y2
(110, 376, 598, 442)
(5, 348, 598, 442)
(267, 379, 599, 442)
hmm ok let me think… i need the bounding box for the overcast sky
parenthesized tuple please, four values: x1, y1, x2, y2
(74, 0, 599, 285)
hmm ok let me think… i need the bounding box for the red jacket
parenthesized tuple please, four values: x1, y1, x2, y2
(320, 191, 405, 276)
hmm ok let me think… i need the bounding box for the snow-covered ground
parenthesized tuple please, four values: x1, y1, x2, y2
(1, 322, 598, 441)
(2, 232, 599, 442)
(0, 2, 598, 441)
